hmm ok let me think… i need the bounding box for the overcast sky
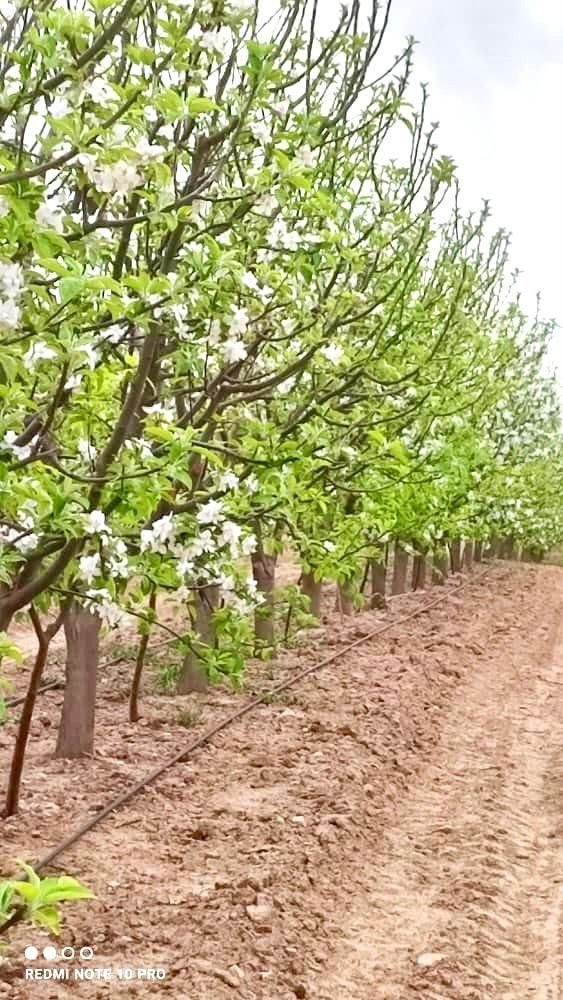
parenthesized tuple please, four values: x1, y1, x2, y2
(381, 0, 563, 382)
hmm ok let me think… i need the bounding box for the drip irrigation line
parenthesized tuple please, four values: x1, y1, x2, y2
(5, 679, 62, 709)
(0, 565, 492, 936)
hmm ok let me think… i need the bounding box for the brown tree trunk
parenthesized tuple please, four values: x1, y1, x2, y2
(251, 550, 277, 651)
(301, 571, 322, 619)
(391, 541, 408, 595)
(129, 589, 157, 723)
(56, 606, 101, 758)
(450, 538, 462, 573)
(463, 540, 474, 572)
(370, 555, 386, 608)
(474, 540, 483, 563)
(177, 584, 220, 694)
(487, 537, 500, 558)
(432, 551, 448, 585)
(4, 613, 49, 816)
(501, 536, 515, 560)
(411, 549, 427, 591)
(337, 580, 355, 616)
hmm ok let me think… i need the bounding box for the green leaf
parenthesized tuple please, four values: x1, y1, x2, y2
(11, 881, 39, 903)
(59, 277, 84, 304)
(187, 96, 219, 115)
(32, 905, 61, 935)
(287, 172, 311, 190)
(16, 862, 41, 888)
(126, 44, 156, 65)
(40, 876, 96, 903)
(155, 89, 185, 121)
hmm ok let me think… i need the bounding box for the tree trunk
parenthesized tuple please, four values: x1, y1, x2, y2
(176, 584, 220, 694)
(463, 540, 474, 572)
(501, 536, 515, 560)
(129, 589, 157, 723)
(56, 606, 101, 758)
(4, 632, 48, 816)
(432, 551, 448, 585)
(301, 571, 322, 619)
(391, 541, 408, 595)
(450, 538, 462, 573)
(411, 548, 427, 591)
(474, 540, 483, 563)
(251, 550, 277, 651)
(370, 555, 386, 608)
(487, 537, 500, 558)
(337, 580, 355, 616)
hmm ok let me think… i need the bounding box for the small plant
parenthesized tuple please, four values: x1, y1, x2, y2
(153, 658, 180, 693)
(276, 585, 317, 647)
(176, 706, 200, 728)
(0, 862, 94, 945)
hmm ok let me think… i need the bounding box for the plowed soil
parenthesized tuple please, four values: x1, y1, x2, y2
(1, 562, 563, 998)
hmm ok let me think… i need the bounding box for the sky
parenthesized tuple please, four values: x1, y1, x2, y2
(380, 0, 563, 382)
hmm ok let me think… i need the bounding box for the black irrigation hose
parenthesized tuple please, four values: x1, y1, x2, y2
(5, 679, 62, 709)
(0, 565, 493, 935)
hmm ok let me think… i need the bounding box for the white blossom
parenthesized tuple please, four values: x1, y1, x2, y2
(271, 218, 299, 250)
(85, 589, 123, 629)
(219, 520, 242, 553)
(242, 533, 257, 555)
(23, 341, 56, 366)
(295, 144, 315, 168)
(77, 343, 98, 370)
(140, 513, 176, 554)
(176, 552, 195, 577)
(0, 261, 24, 299)
(255, 193, 277, 215)
(183, 529, 216, 559)
(222, 337, 248, 364)
(229, 306, 249, 334)
(104, 324, 125, 344)
(0, 195, 9, 218)
(135, 136, 165, 161)
(218, 471, 239, 491)
(2, 430, 34, 461)
(250, 120, 272, 146)
(78, 438, 97, 463)
(79, 553, 101, 584)
(111, 162, 142, 196)
(65, 373, 82, 391)
(272, 99, 289, 116)
(321, 343, 344, 365)
(197, 499, 225, 525)
(78, 153, 141, 195)
(82, 77, 116, 107)
(11, 531, 38, 554)
(35, 201, 64, 233)
(241, 271, 259, 292)
(84, 510, 108, 535)
(0, 299, 20, 329)
(198, 27, 232, 58)
(245, 474, 259, 493)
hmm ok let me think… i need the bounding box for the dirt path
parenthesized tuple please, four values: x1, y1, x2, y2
(317, 575, 563, 1000)
(2, 564, 563, 998)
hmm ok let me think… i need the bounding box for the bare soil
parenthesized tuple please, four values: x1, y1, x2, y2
(1, 562, 563, 998)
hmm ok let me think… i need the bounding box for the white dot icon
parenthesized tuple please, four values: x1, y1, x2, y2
(24, 946, 38, 961)
(43, 945, 57, 961)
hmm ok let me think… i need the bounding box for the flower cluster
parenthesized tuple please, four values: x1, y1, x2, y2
(0, 260, 24, 331)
